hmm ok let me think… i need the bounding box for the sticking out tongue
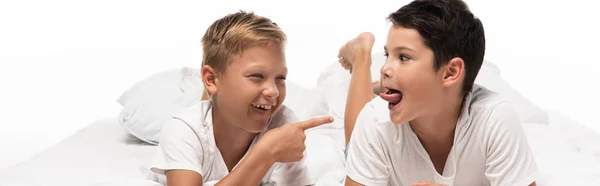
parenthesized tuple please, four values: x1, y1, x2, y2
(379, 89, 402, 105)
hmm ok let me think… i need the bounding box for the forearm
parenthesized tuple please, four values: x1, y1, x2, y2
(214, 147, 274, 186)
(344, 52, 373, 146)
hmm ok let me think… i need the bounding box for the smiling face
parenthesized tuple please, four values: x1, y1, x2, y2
(380, 25, 448, 125)
(204, 43, 287, 133)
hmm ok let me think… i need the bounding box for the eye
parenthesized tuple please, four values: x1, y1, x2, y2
(249, 74, 264, 80)
(383, 52, 389, 58)
(399, 55, 410, 61)
(276, 75, 287, 85)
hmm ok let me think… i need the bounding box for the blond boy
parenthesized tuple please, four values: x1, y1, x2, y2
(147, 11, 332, 186)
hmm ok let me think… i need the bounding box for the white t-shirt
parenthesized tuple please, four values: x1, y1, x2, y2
(147, 100, 313, 186)
(345, 85, 538, 186)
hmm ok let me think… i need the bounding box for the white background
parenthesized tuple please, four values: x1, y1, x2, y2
(0, 0, 598, 171)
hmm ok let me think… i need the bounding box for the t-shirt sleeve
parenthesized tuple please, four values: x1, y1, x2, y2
(483, 102, 539, 186)
(150, 118, 206, 177)
(263, 106, 314, 186)
(345, 104, 390, 186)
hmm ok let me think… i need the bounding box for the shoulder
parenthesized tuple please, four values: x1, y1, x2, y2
(469, 85, 510, 110)
(467, 86, 520, 123)
(151, 100, 217, 178)
(171, 100, 211, 126)
(159, 100, 213, 148)
(345, 98, 397, 186)
(363, 96, 394, 125)
(464, 86, 523, 139)
(464, 89, 538, 185)
(162, 100, 214, 136)
(353, 97, 399, 145)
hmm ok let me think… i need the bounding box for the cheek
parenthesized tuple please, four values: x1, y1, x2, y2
(216, 91, 236, 107)
(278, 87, 286, 102)
(397, 69, 423, 90)
(401, 70, 438, 99)
(218, 82, 247, 105)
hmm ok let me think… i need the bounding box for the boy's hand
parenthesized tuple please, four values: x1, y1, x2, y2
(411, 181, 447, 186)
(257, 117, 334, 163)
(338, 32, 376, 73)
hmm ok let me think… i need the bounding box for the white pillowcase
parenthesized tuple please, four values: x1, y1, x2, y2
(316, 52, 549, 124)
(117, 67, 204, 145)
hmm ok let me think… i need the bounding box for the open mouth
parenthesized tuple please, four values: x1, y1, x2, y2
(251, 104, 273, 111)
(379, 88, 403, 109)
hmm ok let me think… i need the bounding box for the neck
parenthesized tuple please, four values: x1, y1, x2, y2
(410, 95, 464, 146)
(212, 105, 257, 170)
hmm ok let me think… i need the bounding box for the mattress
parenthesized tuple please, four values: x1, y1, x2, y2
(1, 112, 599, 186)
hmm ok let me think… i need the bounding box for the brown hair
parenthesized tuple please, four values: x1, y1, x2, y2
(201, 11, 287, 73)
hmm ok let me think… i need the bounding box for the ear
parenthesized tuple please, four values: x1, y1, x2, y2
(441, 57, 464, 88)
(201, 65, 219, 96)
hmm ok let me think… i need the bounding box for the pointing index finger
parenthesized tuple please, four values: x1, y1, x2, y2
(296, 117, 334, 130)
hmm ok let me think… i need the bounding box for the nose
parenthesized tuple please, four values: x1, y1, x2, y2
(263, 81, 279, 99)
(380, 58, 393, 79)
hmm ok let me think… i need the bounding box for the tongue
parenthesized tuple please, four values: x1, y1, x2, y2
(379, 92, 402, 104)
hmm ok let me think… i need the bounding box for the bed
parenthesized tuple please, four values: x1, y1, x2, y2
(1, 60, 599, 186)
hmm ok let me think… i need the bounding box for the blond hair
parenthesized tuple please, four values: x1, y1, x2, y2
(201, 11, 286, 73)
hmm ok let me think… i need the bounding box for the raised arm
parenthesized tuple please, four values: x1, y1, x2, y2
(338, 32, 376, 146)
(214, 117, 333, 186)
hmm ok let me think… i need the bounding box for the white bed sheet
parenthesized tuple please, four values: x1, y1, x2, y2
(529, 111, 600, 185)
(0, 117, 157, 186)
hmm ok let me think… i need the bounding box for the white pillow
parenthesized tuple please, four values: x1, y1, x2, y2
(316, 52, 549, 124)
(117, 67, 204, 145)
